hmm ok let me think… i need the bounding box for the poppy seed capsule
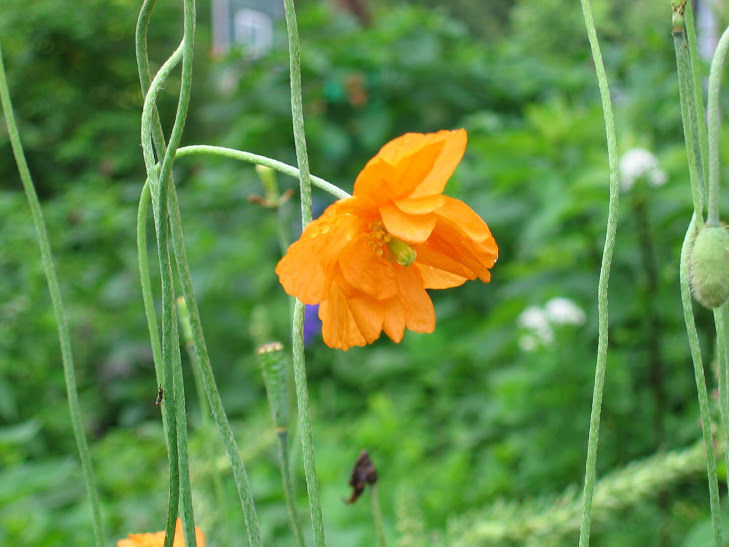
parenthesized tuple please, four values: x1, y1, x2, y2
(689, 225, 729, 308)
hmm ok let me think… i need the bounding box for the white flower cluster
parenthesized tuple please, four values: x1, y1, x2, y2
(517, 297, 586, 352)
(619, 148, 667, 191)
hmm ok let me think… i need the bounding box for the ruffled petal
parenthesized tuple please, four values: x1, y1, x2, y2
(275, 197, 373, 304)
(382, 298, 406, 343)
(337, 234, 398, 299)
(395, 268, 435, 333)
(393, 194, 446, 215)
(415, 263, 468, 289)
(354, 130, 467, 201)
(421, 219, 498, 283)
(380, 203, 437, 244)
(434, 196, 494, 243)
(319, 281, 367, 350)
(348, 295, 386, 344)
(410, 129, 467, 197)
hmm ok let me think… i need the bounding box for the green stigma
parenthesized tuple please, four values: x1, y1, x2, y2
(387, 236, 417, 267)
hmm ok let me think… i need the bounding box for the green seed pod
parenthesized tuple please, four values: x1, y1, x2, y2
(256, 341, 289, 429)
(689, 225, 729, 308)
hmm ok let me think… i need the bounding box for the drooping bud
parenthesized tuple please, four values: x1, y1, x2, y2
(689, 225, 729, 308)
(256, 342, 289, 429)
(387, 236, 417, 267)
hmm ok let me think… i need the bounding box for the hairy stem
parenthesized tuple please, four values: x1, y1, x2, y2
(681, 216, 722, 545)
(136, 4, 262, 545)
(176, 145, 349, 199)
(137, 178, 179, 545)
(577, 0, 621, 543)
(282, 0, 326, 544)
(706, 25, 729, 225)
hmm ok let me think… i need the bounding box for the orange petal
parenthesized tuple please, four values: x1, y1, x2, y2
(380, 203, 436, 244)
(413, 241, 478, 280)
(382, 298, 406, 343)
(354, 130, 466, 203)
(395, 268, 435, 333)
(348, 296, 386, 344)
(319, 282, 367, 350)
(423, 221, 497, 283)
(434, 196, 494, 243)
(415, 263, 468, 289)
(117, 519, 204, 547)
(354, 138, 444, 204)
(393, 194, 446, 215)
(410, 129, 467, 197)
(337, 234, 398, 299)
(276, 197, 372, 304)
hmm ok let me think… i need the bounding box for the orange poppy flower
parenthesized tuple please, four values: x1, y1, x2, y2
(117, 518, 205, 547)
(276, 129, 498, 350)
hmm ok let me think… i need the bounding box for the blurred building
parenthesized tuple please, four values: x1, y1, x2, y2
(212, 0, 283, 58)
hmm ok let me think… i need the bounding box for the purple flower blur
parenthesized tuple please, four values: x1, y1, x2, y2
(303, 303, 321, 346)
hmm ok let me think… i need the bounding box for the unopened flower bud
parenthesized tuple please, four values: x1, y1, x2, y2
(690, 225, 729, 308)
(256, 342, 289, 429)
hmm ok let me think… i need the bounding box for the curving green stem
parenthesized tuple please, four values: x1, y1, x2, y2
(282, 0, 326, 544)
(684, 1, 709, 198)
(706, 25, 729, 226)
(577, 0, 621, 544)
(138, 12, 263, 547)
(674, 27, 705, 219)
(714, 306, 729, 494)
(176, 297, 228, 542)
(682, 217, 722, 545)
(176, 145, 350, 199)
(0, 41, 106, 547)
(139, 0, 199, 542)
(137, 178, 179, 546)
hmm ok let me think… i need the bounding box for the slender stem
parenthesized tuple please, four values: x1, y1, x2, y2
(674, 28, 705, 219)
(137, 5, 263, 544)
(136, 0, 168, 158)
(168, 181, 263, 546)
(277, 430, 306, 547)
(370, 484, 386, 547)
(681, 216, 722, 545)
(140, 0, 199, 541)
(706, 25, 729, 226)
(282, 0, 326, 544)
(177, 297, 228, 541)
(577, 1, 621, 544)
(685, 1, 709, 200)
(714, 306, 729, 492)
(0, 42, 106, 546)
(291, 300, 325, 545)
(283, 0, 314, 227)
(137, 179, 179, 546)
(176, 145, 350, 200)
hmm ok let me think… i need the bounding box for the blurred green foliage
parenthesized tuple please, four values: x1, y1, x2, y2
(1, 0, 729, 545)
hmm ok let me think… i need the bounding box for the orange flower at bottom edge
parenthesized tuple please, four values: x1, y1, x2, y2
(117, 518, 205, 547)
(276, 129, 498, 350)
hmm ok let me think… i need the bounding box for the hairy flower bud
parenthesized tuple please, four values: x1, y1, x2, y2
(690, 225, 729, 308)
(256, 342, 289, 429)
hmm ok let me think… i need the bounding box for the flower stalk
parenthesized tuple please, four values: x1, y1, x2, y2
(673, 4, 723, 543)
(0, 40, 106, 547)
(577, 0, 621, 543)
(706, 25, 729, 226)
(282, 0, 326, 544)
